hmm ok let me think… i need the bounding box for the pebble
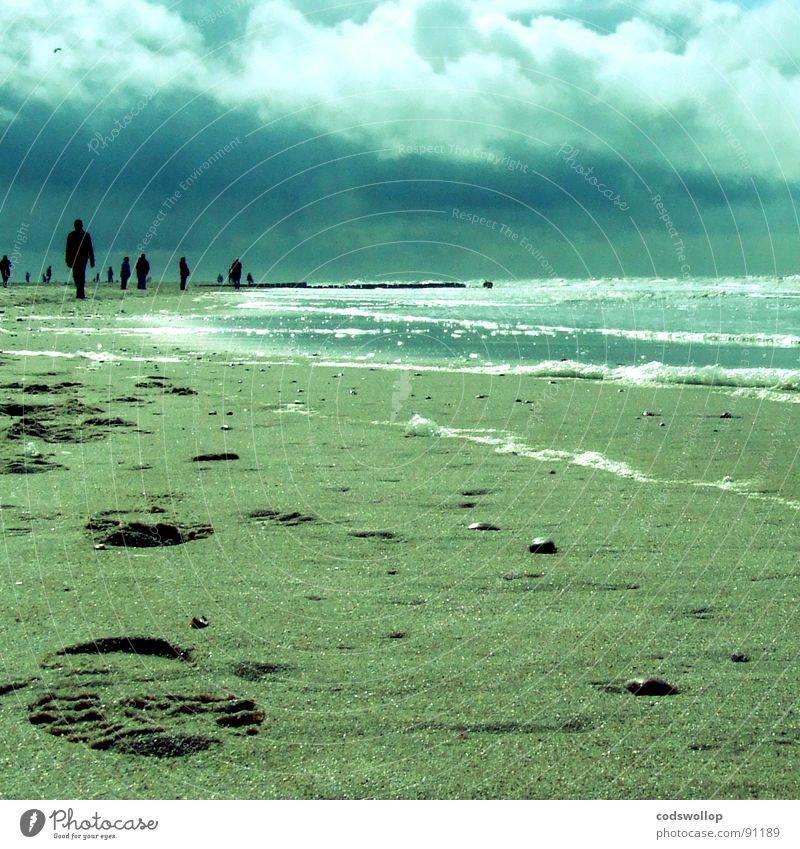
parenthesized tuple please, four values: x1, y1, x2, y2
(468, 522, 500, 531)
(528, 538, 557, 554)
(624, 678, 679, 696)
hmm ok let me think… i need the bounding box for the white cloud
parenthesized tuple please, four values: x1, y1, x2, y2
(2, 0, 800, 179)
(0, 0, 205, 106)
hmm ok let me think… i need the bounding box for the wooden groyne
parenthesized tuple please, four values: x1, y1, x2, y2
(196, 281, 467, 290)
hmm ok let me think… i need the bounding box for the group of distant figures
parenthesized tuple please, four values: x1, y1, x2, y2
(1, 219, 252, 299)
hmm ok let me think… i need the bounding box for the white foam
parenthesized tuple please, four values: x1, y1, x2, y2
(1, 349, 181, 363)
(318, 358, 800, 394)
(405, 414, 443, 437)
(397, 416, 800, 511)
(572, 451, 651, 481)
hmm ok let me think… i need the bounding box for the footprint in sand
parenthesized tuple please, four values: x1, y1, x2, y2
(248, 509, 317, 526)
(8, 636, 266, 758)
(87, 515, 214, 548)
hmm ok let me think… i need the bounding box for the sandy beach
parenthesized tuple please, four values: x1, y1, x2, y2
(0, 284, 797, 799)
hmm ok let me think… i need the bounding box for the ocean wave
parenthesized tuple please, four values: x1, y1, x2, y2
(321, 358, 800, 393)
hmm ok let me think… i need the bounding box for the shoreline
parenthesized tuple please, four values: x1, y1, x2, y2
(0, 285, 797, 799)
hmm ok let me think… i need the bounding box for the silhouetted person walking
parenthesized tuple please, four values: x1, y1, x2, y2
(0, 255, 11, 287)
(229, 258, 242, 290)
(179, 257, 190, 290)
(46, 265, 52, 283)
(246, 272, 254, 286)
(107, 266, 114, 284)
(135, 253, 150, 290)
(65, 219, 95, 300)
(120, 257, 131, 290)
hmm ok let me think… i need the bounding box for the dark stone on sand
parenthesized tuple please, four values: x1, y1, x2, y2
(468, 522, 500, 531)
(528, 538, 557, 554)
(625, 678, 679, 696)
(192, 452, 239, 462)
(170, 386, 197, 395)
(189, 616, 209, 629)
(730, 653, 750, 663)
(720, 411, 733, 419)
(641, 411, 660, 417)
(388, 631, 408, 639)
(461, 488, 490, 496)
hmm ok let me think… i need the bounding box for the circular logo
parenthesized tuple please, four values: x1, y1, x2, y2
(19, 810, 46, 837)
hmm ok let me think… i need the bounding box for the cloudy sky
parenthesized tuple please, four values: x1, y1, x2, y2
(1, 0, 798, 282)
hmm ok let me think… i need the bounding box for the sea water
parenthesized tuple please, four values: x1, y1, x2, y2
(133, 276, 800, 393)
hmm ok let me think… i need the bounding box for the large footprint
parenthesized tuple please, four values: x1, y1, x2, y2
(19, 636, 264, 758)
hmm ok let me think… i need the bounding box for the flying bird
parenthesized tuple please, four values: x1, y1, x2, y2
(53, 47, 62, 53)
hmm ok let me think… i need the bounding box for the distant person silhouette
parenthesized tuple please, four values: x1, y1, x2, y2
(120, 257, 131, 290)
(217, 274, 223, 284)
(135, 253, 150, 290)
(246, 272, 254, 286)
(0, 255, 11, 287)
(179, 257, 190, 290)
(229, 258, 242, 290)
(25, 272, 30, 283)
(46, 265, 52, 283)
(107, 266, 114, 284)
(65, 219, 95, 300)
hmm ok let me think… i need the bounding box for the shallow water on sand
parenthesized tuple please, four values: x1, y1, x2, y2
(124, 276, 800, 391)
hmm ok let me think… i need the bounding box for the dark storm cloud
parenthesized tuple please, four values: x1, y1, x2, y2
(1, 0, 799, 280)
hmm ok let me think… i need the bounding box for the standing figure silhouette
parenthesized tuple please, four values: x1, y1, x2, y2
(0, 255, 11, 287)
(120, 257, 131, 290)
(229, 258, 242, 290)
(135, 253, 150, 290)
(179, 257, 190, 290)
(65, 219, 95, 300)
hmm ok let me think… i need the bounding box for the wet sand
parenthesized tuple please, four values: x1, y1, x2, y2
(0, 285, 798, 799)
